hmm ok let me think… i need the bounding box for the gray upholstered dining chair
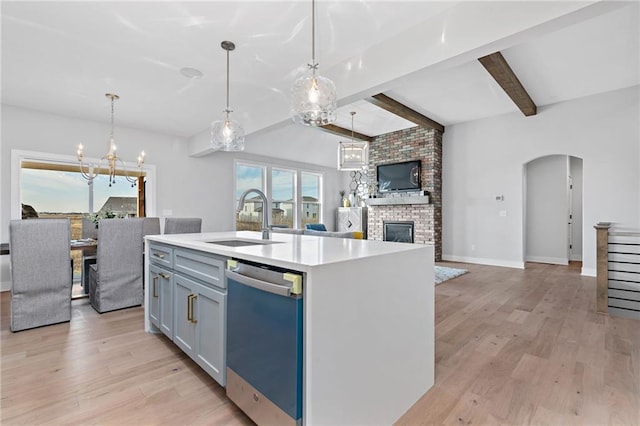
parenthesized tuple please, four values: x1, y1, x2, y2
(143, 217, 161, 237)
(9, 219, 72, 332)
(88, 218, 144, 313)
(164, 217, 202, 234)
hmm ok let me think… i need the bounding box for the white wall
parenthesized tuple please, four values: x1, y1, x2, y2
(525, 155, 569, 265)
(442, 85, 639, 275)
(1, 105, 346, 290)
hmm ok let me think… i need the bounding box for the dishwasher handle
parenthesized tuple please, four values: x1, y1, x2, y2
(226, 269, 291, 297)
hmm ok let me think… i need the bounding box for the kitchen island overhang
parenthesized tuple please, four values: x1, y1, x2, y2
(144, 231, 434, 425)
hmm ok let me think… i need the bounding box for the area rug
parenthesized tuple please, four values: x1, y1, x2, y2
(435, 266, 468, 285)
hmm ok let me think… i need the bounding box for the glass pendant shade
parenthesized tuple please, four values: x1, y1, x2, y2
(338, 141, 369, 171)
(291, 0, 337, 126)
(211, 116, 244, 152)
(291, 71, 337, 126)
(210, 40, 244, 152)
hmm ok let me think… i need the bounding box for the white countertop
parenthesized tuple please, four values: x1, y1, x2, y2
(146, 231, 431, 272)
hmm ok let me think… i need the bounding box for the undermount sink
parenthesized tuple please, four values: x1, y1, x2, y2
(205, 239, 281, 247)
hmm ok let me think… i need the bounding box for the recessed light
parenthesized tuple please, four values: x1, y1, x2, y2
(180, 67, 203, 79)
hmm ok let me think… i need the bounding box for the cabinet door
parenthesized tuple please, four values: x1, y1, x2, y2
(149, 265, 161, 328)
(194, 282, 227, 386)
(337, 207, 364, 232)
(173, 275, 196, 357)
(158, 269, 174, 340)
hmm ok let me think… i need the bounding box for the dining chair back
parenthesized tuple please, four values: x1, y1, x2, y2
(143, 217, 161, 237)
(88, 218, 144, 313)
(164, 217, 202, 234)
(9, 219, 72, 331)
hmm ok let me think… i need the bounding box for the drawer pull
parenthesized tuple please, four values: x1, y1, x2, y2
(153, 252, 166, 259)
(159, 272, 171, 279)
(152, 276, 158, 298)
(187, 294, 198, 324)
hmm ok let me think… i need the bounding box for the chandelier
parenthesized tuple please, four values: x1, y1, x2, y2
(211, 40, 244, 151)
(338, 112, 369, 170)
(291, 0, 337, 126)
(76, 93, 145, 187)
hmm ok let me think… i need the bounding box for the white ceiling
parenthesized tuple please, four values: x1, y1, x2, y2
(2, 1, 639, 151)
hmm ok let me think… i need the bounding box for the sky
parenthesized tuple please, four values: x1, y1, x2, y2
(21, 168, 137, 213)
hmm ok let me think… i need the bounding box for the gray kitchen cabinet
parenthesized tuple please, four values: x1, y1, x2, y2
(149, 264, 174, 339)
(147, 243, 227, 386)
(149, 243, 174, 340)
(173, 247, 227, 386)
(174, 273, 226, 384)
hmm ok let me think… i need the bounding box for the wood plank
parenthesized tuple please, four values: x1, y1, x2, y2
(366, 93, 445, 132)
(318, 123, 373, 142)
(478, 51, 537, 116)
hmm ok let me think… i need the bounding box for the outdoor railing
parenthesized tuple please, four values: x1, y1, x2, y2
(594, 222, 640, 319)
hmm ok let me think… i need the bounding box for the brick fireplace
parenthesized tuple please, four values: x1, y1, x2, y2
(365, 126, 442, 260)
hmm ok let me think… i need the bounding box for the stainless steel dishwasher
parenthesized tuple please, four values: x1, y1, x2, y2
(225, 260, 303, 426)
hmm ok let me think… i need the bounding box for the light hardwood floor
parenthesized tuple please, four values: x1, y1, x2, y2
(2, 262, 638, 425)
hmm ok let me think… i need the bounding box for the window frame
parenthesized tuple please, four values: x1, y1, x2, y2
(234, 159, 323, 230)
(10, 149, 157, 220)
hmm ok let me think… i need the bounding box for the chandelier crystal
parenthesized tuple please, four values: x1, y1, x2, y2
(338, 112, 369, 171)
(211, 40, 244, 152)
(291, 0, 337, 126)
(76, 93, 145, 187)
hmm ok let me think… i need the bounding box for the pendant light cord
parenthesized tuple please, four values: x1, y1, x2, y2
(226, 48, 230, 115)
(311, 0, 315, 67)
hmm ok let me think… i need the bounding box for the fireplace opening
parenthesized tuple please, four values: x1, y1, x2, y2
(383, 221, 414, 243)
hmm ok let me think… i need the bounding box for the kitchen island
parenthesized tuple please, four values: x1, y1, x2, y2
(144, 231, 434, 425)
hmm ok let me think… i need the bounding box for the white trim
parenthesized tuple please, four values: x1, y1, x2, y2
(581, 267, 596, 277)
(1, 280, 10, 292)
(11, 149, 157, 219)
(524, 256, 569, 265)
(570, 254, 583, 261)
(441, 254, 525, 269)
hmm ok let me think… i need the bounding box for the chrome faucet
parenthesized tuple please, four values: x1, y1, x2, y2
(237, 188, 270, 240)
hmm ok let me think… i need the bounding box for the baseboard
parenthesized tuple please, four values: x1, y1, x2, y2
(581, 267, 596, 277)
(1, 280, 11, 292)
(525, 256, 569, 266)
(441, 254, 525, 269)
(570, 254, 582, 261)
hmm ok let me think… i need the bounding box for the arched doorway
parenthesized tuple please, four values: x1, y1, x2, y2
(524, 155, 583, 265)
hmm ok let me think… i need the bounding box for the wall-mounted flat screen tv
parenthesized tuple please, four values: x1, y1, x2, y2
(376, 160, 421, 193)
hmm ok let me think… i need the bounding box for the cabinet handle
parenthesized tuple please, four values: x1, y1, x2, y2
(159, 272, 171, 279)
(191, 294, 198, 324)
(187, 294, 198, 324)
(153, 252, 166, 259)
(152, 276, 158, 298)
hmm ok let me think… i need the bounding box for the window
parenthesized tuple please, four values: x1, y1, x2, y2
(235, 163, 265, 231)
(271, 168, 295, 228)
(301, 172, 322, 228)
(235, 161, 322, 230)
(20, 160, 142, 280)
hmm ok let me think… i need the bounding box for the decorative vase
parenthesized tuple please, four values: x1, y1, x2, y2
(343, 198, 350, 207)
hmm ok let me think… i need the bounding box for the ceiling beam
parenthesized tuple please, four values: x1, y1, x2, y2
(319, 124, 374, 142)
(478, 51, 537, 116)
(365, 93, 445, 133)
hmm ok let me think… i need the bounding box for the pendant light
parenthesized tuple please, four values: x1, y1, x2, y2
(338, 112, 369, 170)
(211, 40, 244, 151)
(76, 93, 145, 187)
(291, 0, 337, 126)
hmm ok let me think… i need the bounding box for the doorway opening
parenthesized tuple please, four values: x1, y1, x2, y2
(524, 155, 583, 266)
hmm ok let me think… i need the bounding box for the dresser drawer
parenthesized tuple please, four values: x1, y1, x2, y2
(149, 243, 174, 268)
(174, 248, 226, 289)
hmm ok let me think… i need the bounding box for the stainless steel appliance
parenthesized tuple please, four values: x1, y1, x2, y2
(225, 260, 303, 426)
